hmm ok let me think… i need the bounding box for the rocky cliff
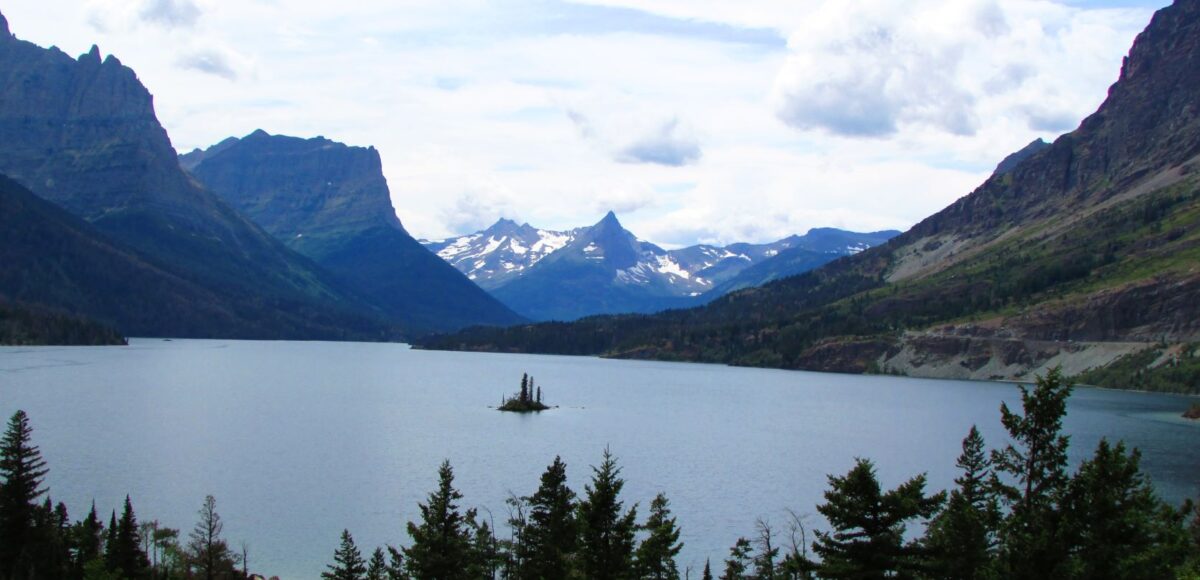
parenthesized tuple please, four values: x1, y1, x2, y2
(186, 131, 524, 331)
(0, 12, 394, 339)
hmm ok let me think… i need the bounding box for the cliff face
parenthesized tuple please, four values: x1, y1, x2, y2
(188, 132, 524, 331)
(0, 12, 395, 339)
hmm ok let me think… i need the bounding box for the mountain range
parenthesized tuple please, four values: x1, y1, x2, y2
(0, 10, 519, 339)
(417, 0, 1200, 391)
(423, 214, 897, 320)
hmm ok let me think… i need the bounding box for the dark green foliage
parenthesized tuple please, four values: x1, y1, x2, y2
(990, 368, 1073, 579)
(702, 559, 713, 580)
(518, 456, 577, 580)
(72, 502, 105, 577)
(323, 529, 367, 580)
(577, 449, 638, 580)
(0, 299, 125, 346)
(366, 547, 387, 580)
(499, 374, 549, 413)
(923, 426, 999, 579)
(1073, 344, 1200, 394)
(0, 409, 50, 578)
(1060, 439, 1193, 579)
(107, 495, 149, 579)
(403, 460, 476, 580)
(811, 458, 944, 579)
(635, 493, 682, 580)
(721, 538, 752, 580)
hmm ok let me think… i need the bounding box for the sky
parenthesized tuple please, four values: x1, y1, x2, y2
(2, 0, 1169, 247)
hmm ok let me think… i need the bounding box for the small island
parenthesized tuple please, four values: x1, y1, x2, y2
(1184, 403, 1200, 420)
(499, 373, 549, 412)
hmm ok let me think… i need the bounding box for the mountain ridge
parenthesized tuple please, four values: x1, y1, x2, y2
(416, 0, 1200, 392)
(423, 214, 896, 320)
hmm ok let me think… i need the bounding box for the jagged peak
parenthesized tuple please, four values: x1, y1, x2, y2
(1, 11, 11, 39)
(80, 45, 101, 66)
(595, 210, 622, 229)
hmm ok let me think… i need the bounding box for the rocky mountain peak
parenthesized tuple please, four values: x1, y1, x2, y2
(992, 138, 1049, 176)
(596, 210, 622, 229)
(0, 11, 9, 39)
(80, 45, 101, 66)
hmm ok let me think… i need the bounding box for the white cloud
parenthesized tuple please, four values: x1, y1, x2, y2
(0, 0, 1162, 245)
(617, 118, 702, 166)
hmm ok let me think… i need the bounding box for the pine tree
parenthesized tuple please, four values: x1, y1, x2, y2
(990, 368, 1072, 579)
(1061, 439, 1193, 579)
(109, 496, 149, 579)
(385, 546, 407, 580)
(366, 547, 388, 580)
(0, 410, 49, 577)
(577, 448, 638, 580)
(702, 559, 713, 580)
(635, 493, 682, 580)
(721, 538, 752, 580)
(104, 511, 117, 569)
(404, 460, 474, 580)
(519, 456, 577, 580)
(323, 529, 367, 580)
(923, 425, 998, 579)
(73, 501, 105, 576)
(811, 458, 944, 578)
(520, 374, 529, 404)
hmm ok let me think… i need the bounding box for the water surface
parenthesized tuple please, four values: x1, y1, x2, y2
(0, 339, 1196, 579)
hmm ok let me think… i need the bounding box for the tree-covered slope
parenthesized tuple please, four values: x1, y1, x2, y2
(419, 0, 1200, 391)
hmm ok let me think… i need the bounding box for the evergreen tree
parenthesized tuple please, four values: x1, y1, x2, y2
(923, 425, 998, 579)
(186, 495, 239, 580)
(0, 409, 49, 578)
(104, 511, 117, 569)
(577, 448, 638, 580)
(702, 559, 713, 580)
(366, 547, 388, 580)
(520, 374, 529, 404)
(403, 460, 475, 580)
(73, 502, 105, 577)
(990, 368, 1072, 579)
(636, 493, 682, 580)
(323, 529, 367, 580)
(1061, 439, 1193, 579)
(811, 458, 944, 578)
(385, 546, 407, 580)
(109, 495, 149, 579)
(519, 456, 577, 580)
(721, 538, 752, 580)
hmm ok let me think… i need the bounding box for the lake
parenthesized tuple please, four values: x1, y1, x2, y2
(0, 339, 1196, 579)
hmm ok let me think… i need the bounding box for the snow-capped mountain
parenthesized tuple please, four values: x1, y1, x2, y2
(423, 212, 899, 321)
(421, 219, 582, 290)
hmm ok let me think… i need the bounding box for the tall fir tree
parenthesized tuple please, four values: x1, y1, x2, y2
(636, 493, 683, 580)
(811, 458, 944, 578)
(1061, 439, 1193, 579)
(519, 456, 577, 580)
(404, 460, 475, 580)
(922, 425, 999, 579)
(323, 529, 367, 580)
(366, 547, 388, 580)
(577, 448, 638, 580)
(990, 367, 1072, 579)
(109, 496, 149, 579)
(73, 501, 105, 576)
(0, 410, 49, 578)
(702, 559, 713, 580)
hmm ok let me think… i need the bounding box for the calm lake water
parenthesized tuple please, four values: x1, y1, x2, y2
(0, 339, 1197, 579)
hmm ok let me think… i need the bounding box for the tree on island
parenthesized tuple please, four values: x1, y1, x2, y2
(499, 373, 549, 412)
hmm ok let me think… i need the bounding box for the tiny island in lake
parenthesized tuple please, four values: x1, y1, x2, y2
(499, 373, 550, 412)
